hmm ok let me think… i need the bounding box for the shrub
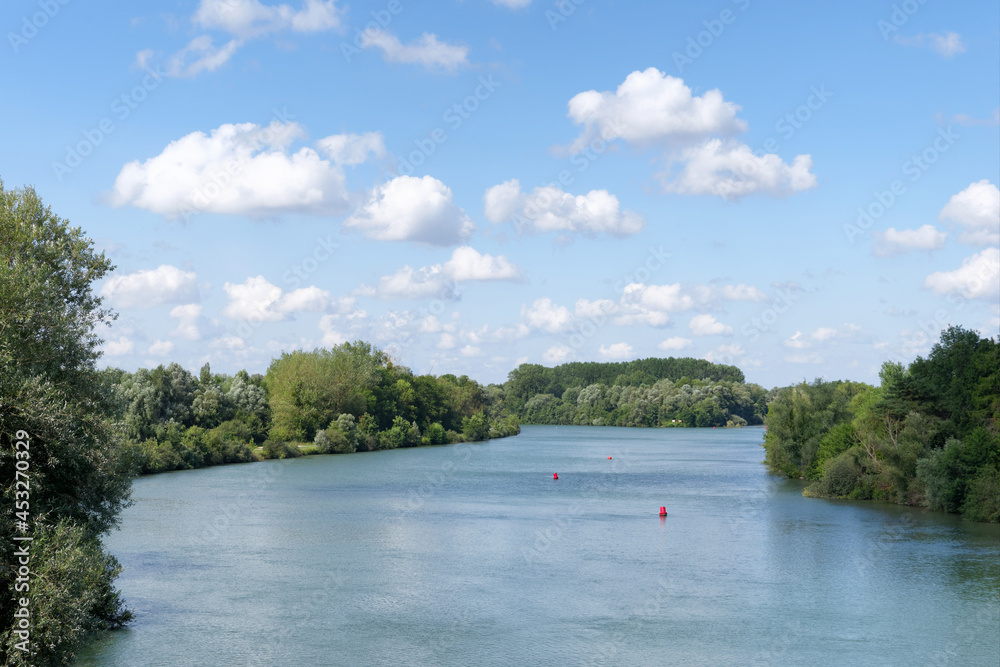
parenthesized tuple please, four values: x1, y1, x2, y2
(261, 439, 301, 460)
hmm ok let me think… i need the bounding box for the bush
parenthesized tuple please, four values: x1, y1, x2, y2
(462, 412, 490, 442)
(0, 521, 132, 666)
(962, 467, 1000, 522)
(422, 422, 447, 445)
(807, 449, 862, 498)
(261, 439, 302, 460)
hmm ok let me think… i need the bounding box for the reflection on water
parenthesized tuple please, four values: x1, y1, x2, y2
(77, 426, 999, 666)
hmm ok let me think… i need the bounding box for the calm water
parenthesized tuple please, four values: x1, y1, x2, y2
(77, 426, 999, 666)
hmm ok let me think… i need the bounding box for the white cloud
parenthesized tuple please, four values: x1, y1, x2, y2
(661, 139, 816, 200)
(444, 246, 523, 281)
(223, 276, 331, 321)
(689, 313, 733, 336)
(812, 327, 838, 342)
(543, 345, 572, 364)
(894, 32, 965, 58)
(437, 333, 457, 350)
(460, 345, 482, 357)
(693, 283, 768, 304)
(623, 283, 694, 315)
(159, 1, 343, 78)
(103, 336, 134, 356)
(316, 132, 386, 166)
(567, 67, 745, 152)
(166, 36, 243, 77)
(111, 121, 362, 218)
(939, 180, 1000, 246)
(491, 0, 531, 8)
(318, 314, 348, 346)
(874, 225, 947, 256)
(360, 30, 468, 72)
(193, 0, 343, 39)
(786, 352, 823, 365)
(523, 298, 573, 333)
(360, 246, 522, 299)
(148, 340, 175, 356)
(924, 248, 1000, 300)
(784, 331, 809, 349)
(704, 343, 744, 363)
(346, 175, 475, 245)
(658, 336, 693, 351)
(565, 68, 815, 200)
(483, 179, 645, 236)
(170, 304, 203, 340)
(101, 265, 198, 307)
(599, 342, 633, 360)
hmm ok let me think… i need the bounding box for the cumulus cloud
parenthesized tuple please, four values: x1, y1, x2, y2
(318, 314, 348, 346)
(316, 132, 386, 166)
(567, 68, 745, 151)
(688, 313, 733, 336)
(103, 337, 134, 356)
(924, 248, 1000, 300)
(148, 340, 175, 356)
(483, 179, 645, 236)
(599, 342, 633, 360)
(110, 122, 381, 218)
(170, 304, 204, 340)
(360, 30, 468, 72)
(704, 343, 744, 364)
(346, 175, 475, 245)
(939, 180, 1000, 246)
(658, 336, 693, 351)
(523, 298, 573, 333)
(491, 0, 531, 8)
(223, 276, 331, 321)
(359, 247, 522, 299)
(543, 345, 572, 364)
(893, 32, 965, 58)
(101, 265, 198, 307)
(660, 139, 816, 200)
(565, 67, 815, 200)
(156, 1, 344, 77)
(874, 225, 947, 256)
(194, 0, 343, 38)
(460, 345, 482, 357)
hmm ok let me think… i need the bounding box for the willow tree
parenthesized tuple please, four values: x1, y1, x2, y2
(0, 182, 133, 665)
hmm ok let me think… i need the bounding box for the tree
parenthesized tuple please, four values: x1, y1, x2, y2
(0, 183, 134, 664)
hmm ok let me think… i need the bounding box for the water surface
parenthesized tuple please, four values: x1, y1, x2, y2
(77, 426, 1000, 666)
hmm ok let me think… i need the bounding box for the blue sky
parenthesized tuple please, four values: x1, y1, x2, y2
(3, 0, 998, 387)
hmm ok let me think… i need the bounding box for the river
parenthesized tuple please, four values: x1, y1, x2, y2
(76, 425, 1000, 666)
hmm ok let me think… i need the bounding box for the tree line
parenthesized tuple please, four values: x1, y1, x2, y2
(108, 342, 520, 475)
(501, 360, 767, 427)
(763, 326, 999, 523)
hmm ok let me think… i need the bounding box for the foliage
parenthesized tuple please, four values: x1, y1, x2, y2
(0, 183, 134, 664)
(767, 327, 999, 521)
(505, 361, 768, 428)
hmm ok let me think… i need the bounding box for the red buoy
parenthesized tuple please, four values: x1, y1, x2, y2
(607, 456, 612, 460)
(553, 473, 559, 480)
(659, 507, 667, 517)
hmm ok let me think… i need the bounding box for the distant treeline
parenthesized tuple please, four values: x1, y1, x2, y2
(500, 358, 766, 427)
(105, 341, 519, 475)
(763, 326, 999, 522)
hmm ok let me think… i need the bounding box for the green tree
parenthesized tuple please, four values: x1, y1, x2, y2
(0, 183, 134, 664)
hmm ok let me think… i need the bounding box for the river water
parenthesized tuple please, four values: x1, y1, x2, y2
(76, 425, 999, 666)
